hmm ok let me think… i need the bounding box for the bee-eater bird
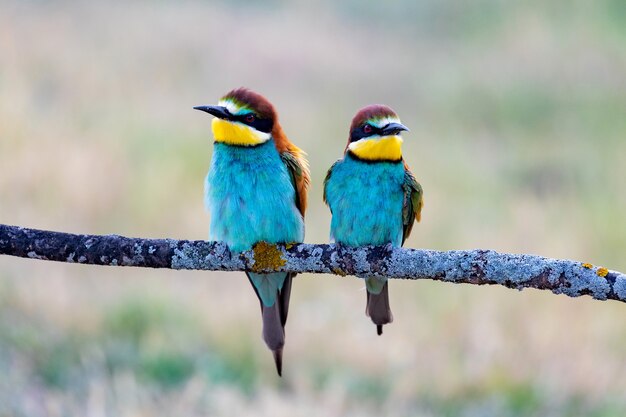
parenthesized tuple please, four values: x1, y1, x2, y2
(194, 88, 310, 375)
(323, 105, 423, 335)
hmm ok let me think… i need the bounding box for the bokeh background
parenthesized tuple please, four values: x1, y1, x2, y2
(1, 1, 626, 416)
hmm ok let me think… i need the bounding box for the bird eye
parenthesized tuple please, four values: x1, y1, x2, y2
(363, 124, 373, 134)
(245, 114, 255, 123)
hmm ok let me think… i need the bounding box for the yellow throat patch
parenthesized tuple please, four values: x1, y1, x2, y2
(211, 118, 270, 146)
(348, 135, 403, 161)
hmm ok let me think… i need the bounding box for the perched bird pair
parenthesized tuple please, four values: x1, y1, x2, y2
(194, 88, 423, 376)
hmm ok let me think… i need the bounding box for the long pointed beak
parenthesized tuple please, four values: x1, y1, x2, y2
(193, 105, 231, 119)
(380, 122, 409, 136)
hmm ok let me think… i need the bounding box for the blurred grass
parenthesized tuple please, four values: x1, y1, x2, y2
(1, 0, 626, 416)
(3, 284, 625, 416)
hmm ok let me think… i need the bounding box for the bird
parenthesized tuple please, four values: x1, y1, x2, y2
(194, 88, 309, 375)
(323, 104, 423, 335)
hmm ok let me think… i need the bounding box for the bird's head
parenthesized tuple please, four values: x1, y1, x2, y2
(347, 104, 409, 162)
(194, 88, 277, 146)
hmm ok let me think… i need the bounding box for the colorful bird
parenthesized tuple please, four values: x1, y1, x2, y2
(323, 105, 423, 335)
(194, 88, 309, 375)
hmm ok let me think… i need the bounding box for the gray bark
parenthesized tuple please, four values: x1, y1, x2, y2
(1, 224, 625, 303)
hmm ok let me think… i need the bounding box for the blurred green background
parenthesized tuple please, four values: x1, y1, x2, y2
(1, 1, 626, 416)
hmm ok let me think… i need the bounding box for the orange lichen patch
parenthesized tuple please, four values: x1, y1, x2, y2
(596, 267, 609, 278)
(582, 263, 593, 269)
(332, 267, 347, 277)
(251, 241, 286, 273)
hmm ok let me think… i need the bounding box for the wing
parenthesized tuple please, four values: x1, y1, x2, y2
(322, 159, 341, 211)
(402, 163, 424, 244)
(272, 122, 310, 217)
(280, 146, 310, 217)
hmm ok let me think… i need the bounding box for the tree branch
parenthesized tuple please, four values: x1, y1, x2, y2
(1, 224, 625, 303)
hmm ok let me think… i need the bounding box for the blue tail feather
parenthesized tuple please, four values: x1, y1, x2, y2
(248, 272, 287, 307)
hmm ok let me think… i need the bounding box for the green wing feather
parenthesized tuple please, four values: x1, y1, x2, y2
(280, 150, 310, 216)
(402, 167, 423, 244)
(323, 160, 341, 210)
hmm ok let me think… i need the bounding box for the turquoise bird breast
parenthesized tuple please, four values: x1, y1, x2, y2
(205, 140, 304, 254)
(326, 154, 406, 247)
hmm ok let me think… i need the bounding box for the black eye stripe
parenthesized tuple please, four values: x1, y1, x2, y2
(350, 123, 381, 142)
(366, 124, 381, 134)
(232, 113, 273, 133)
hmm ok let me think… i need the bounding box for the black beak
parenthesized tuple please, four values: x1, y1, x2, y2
(193, 105, 231, 120)
(380, 122, 409, 136)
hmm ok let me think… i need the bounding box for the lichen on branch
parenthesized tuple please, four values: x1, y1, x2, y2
(1, 224, 625, 304)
